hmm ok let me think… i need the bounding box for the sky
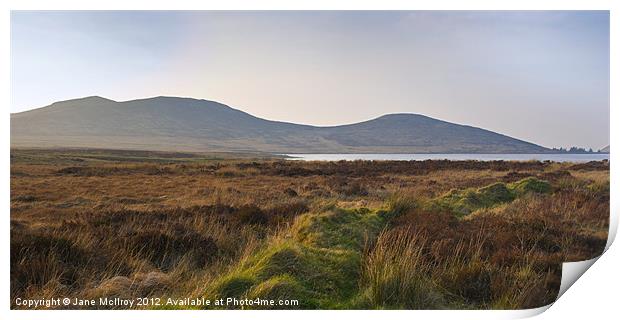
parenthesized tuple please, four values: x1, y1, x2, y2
(11, 11, 610, 149)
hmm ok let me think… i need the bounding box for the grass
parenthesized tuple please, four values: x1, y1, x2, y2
(433, 177, 551, 216)
(206, 208, 385, 309)
(10, 148, 609, 309)
(358, 228, 446, 309)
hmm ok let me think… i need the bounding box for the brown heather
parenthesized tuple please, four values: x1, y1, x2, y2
(10, 149, 609, 309)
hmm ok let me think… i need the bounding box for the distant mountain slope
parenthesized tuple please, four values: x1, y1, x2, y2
(11, 96, 550, 154)
(600, 145, 610, 153)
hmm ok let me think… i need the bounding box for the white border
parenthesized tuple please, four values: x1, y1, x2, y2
(2, 1, 617, 319)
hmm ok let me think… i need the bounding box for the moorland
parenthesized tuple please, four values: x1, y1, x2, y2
(10, 149, 609, 309)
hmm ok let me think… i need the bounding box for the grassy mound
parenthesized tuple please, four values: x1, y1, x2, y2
(508, 177, 552, 195)
(204, 208, 385, 309)
(434, 177, 551, 216)
(293, 207, 383, 250)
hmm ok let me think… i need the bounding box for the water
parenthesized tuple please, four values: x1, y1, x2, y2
(284, 153, 610, 162)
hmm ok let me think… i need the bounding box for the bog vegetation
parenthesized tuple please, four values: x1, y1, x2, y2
(10, 149, 609, 309)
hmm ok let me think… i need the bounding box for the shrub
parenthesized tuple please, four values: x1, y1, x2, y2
(232, 205, 269, 225)
(11, 231, 89, 293)
(124, 229, 218, 270)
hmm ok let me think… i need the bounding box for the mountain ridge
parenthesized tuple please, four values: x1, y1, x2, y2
(11, 96, 551, 154)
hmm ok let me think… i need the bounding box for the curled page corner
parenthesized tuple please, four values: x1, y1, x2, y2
(557, 257, 600, 299)
(605, 212, 617, 251)
(513, 304, 552, 319)
(550, 198, 614, 307)
(513, 257, 601, 319)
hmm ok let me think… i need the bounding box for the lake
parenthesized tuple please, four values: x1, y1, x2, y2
(284, 153, 610, 162)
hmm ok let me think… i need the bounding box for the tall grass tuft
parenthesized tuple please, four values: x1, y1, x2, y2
(361, 227, 445, 309)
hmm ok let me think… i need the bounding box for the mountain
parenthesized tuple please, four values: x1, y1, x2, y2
(600, 145, 610, 153)
(11, 96, 550, 154)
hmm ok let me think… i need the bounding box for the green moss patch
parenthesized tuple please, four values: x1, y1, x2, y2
(203, 208, 386, 309)
(508, 177, 552, 195)
(434, 177, 551, 216)
(293, 208, 383, 251)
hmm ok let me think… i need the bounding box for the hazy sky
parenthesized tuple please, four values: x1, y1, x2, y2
(11, 11, 609, 149)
